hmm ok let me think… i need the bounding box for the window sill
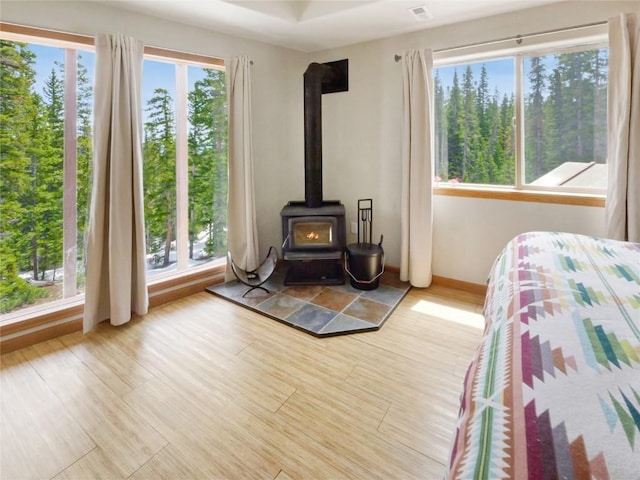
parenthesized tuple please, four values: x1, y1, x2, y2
(147, 260, 226, 304)
(0, 261, 226, 351)
(433, 185, 605, 207)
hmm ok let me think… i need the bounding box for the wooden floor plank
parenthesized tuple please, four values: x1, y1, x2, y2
(59, 331, 155, 397)
(122, 378, 281, 480)
(20, 339, 168, 478)
(52, 447, 129, 480)
(127, 444, 209, 480)
(0, 351, 95, 480)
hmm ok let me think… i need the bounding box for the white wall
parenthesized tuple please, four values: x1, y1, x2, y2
(2, 1, 637, 286)
(433, 197, 606, 283)
(311, 0, 638, 285)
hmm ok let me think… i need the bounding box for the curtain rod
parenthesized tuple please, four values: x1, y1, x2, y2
(393, 20, 607, 62)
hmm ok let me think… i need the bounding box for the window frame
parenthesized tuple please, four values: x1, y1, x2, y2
(432, 23, 609, 203)
(0, 24, 95, 311)
(140, 55, 227, 279)
(0, 22, 227, 321)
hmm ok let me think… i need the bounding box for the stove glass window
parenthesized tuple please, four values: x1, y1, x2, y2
(292, 221, 333, 247)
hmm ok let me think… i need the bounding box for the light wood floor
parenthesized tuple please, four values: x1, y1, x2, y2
(1, 285, 485, 480)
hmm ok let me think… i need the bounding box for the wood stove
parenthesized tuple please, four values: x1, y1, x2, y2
(281, 59, 348, 286)
(281, 201, 345, 285)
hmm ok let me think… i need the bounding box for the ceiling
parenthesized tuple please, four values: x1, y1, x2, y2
(100, 0, 562, 52)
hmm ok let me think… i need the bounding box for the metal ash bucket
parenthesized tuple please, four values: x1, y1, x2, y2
(345, 199, 384, 290)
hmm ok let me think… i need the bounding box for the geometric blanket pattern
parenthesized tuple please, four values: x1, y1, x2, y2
(446, 232, 640, 479)
(206, 267, 411, 336)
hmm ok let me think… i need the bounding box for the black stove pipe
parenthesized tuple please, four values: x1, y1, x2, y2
(303, 62, 332, 208)
(302, 59, 348, 208)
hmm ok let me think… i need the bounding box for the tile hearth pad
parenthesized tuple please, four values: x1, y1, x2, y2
(206, 268, 411, 336)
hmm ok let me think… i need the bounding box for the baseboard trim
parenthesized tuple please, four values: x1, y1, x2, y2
(384, 266, 486, 297)
(1, 265, 225, 354)
(149, 269, 225, 307)
(431, 275, 487, 296)
(1, 319, 83, 353)
(0, 303, 84, 337)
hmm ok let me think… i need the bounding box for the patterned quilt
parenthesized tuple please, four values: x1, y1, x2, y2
(446, 232, 640, 479)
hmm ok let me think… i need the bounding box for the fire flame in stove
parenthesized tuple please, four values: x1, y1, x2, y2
(306, 231, 319, 240)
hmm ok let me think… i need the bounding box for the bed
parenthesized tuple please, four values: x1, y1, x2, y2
(446, 231, 640, 479)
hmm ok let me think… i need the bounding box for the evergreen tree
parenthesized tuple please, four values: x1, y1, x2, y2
(558, 51, 592, 162)
(591, 48, 608, 163)
(498, 94, 515, 184)
(34, 66, 65, 281)
(0, 40, 47, 311)
(476, 64, 490, 139)
(525, 56, 546, 181)
(446, 70, 464, 180)
(485, 89, 501, 183)
(440, 64, 516, 185)
(143, 88, 176, 267)
(76, 54, 93, 290)
(24, 94, 61, 281)
(461, 66, 484, 183)
(187, 68, 227, 260)
(544, 67, 565, 172)
(43, 66, 64, 145)
(433, 72, 448, 179)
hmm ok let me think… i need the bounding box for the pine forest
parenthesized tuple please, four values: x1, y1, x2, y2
(434, 48, 608, 186)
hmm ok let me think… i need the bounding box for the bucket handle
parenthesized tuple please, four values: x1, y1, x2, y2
(344, 251, 385, 285)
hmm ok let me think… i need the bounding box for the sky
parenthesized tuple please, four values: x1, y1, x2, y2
(435, 58, 515, 99)
(141, 60, 210, 118)
(29, 44, 90, 97)
(27, 42, 210, 122)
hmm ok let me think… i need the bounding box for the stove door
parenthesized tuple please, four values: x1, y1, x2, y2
(288, 216, 338, 250)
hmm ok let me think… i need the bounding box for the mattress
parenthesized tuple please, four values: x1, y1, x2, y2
(446, 231, 640, 479)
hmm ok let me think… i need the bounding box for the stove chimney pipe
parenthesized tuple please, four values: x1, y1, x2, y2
(304, 63, 329, 208)
(302, 59, 349, 209)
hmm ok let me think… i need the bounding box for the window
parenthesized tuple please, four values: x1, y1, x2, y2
(0, 36, 94, 314)
(142, 59, 227, 277)
(434, 58, 516, 186)
(0, 25, 227, 315)
(523, 49, 608, 188)
(434, 27, 608, 194)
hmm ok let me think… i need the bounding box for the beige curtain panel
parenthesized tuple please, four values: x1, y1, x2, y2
(225, 56, 260, 281)
(84, 33, 148, 332)
(606, 12, 640, 242)
(400, 49, 434, 288)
